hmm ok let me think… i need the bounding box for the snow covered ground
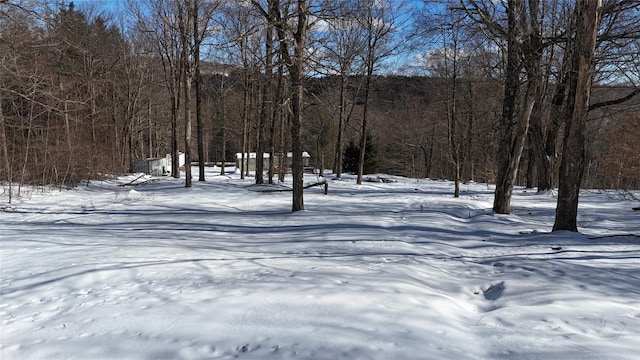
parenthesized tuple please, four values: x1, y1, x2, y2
(1, 167, 639, 360)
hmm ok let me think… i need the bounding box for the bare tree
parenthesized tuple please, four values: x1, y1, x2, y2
(492, 0, 544, 213)
(432, 7, 466, 197)
(0, 0, 29, 201)
(220, 1, 256, 180)
(133, 0, 184, 178)
(172, 0, 219, 187)
(0, 92, 9, 200)
(279, 0, 309, 211)
(553, 0, 603, 231)
(193, 0, 220, 181)
(313, 4, 366, 179)
(255, 0, 276, 185)
(460, 0, 544, 213)
(252, 0, 314, 211)
(176, 1, 194, 187)
(355, 0, 399, 185)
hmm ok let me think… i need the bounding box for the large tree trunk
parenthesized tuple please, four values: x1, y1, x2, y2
(493, 0, 541, 214)
(493, 83, 536, 213)
(492, 0, 524, 214)
(290, 68, 304, 211)
(553, 0, 602, 232)
(267, 0, 307, 211)
(288, 0, 308, 212)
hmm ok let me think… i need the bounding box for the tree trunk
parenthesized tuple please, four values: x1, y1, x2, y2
(463, 82, 476, 183)
(534, 60, 571, 192)
(493, 0, 523, 214)
(290, 70, 304, 211)
(183, 73, 192, 187)
(265, 0, 307, 211)
(526, 145, 536, 188)
(291, 2, 307, 211)
(268, 61, 282, 184)
(0, 95, 12, 202)
(447, 43, 460, 198)
(357, 69, 372, 185)
(255, 106, 264, 184)
(334, 73, 347, 178)
(181, 24, 192, 188)
(171, 90, 180, 178)
(529, 96, 552, 191)
(553, 0, 602, 232)
(257, 15, 275, 185)
(196, 79, 205, 180)
(219, 78, 227, 176)
(240, 68, 250, 180)
(194, 0, 205, 182)
(493, 0, 541, 214)
(277, 65, 287, 183)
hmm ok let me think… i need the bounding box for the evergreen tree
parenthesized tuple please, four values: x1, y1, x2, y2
(343, 134, 378, 174)
(343, 140, 359, 174)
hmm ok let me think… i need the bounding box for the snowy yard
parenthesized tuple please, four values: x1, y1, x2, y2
(1, 167, 639, 359)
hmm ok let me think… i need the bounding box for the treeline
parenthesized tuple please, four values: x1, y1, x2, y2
(1, 1, 639, 223)
(1, 3, 167, 188)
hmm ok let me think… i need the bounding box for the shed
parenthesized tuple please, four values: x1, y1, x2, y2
(166, 152, 186, 171)
(133, 157, 168, 176)
(236, 152, 310, 172)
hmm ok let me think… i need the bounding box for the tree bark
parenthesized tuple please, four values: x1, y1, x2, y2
(275, 63, 287, 183)
(0, 95, 12, 202)
(334, 73, 347, 178)
(353, 0, 396, 184)
(492, 0, 524, 214)
(446, 37, 460, 198)
(265, 0, 308, 211)
(179, 2, 193, 188)
(493, 0, 541, 214)
(256, 10, 275, 185)
(529, 96, 552, 191)
(194, 0, 205, 182)
(171, 91, 180, 178)
(553, 0, 602, 232)
(288, 0, 308, 212)
(182, 62, 192, 188)
(357, 66, 373, 185)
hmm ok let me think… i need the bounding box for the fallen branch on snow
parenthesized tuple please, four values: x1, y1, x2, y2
(248, 181, 328, 194)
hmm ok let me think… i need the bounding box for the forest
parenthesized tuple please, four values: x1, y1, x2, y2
(1, 0, 639, 227)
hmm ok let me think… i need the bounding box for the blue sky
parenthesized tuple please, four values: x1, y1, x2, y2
(58, 0, 119, 12)
(56, 0, 428, 73)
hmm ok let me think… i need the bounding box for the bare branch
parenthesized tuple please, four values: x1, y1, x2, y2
(589, 87, 640, 111)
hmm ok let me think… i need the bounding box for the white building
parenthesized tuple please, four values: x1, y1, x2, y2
(235, 152, 310, 172)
